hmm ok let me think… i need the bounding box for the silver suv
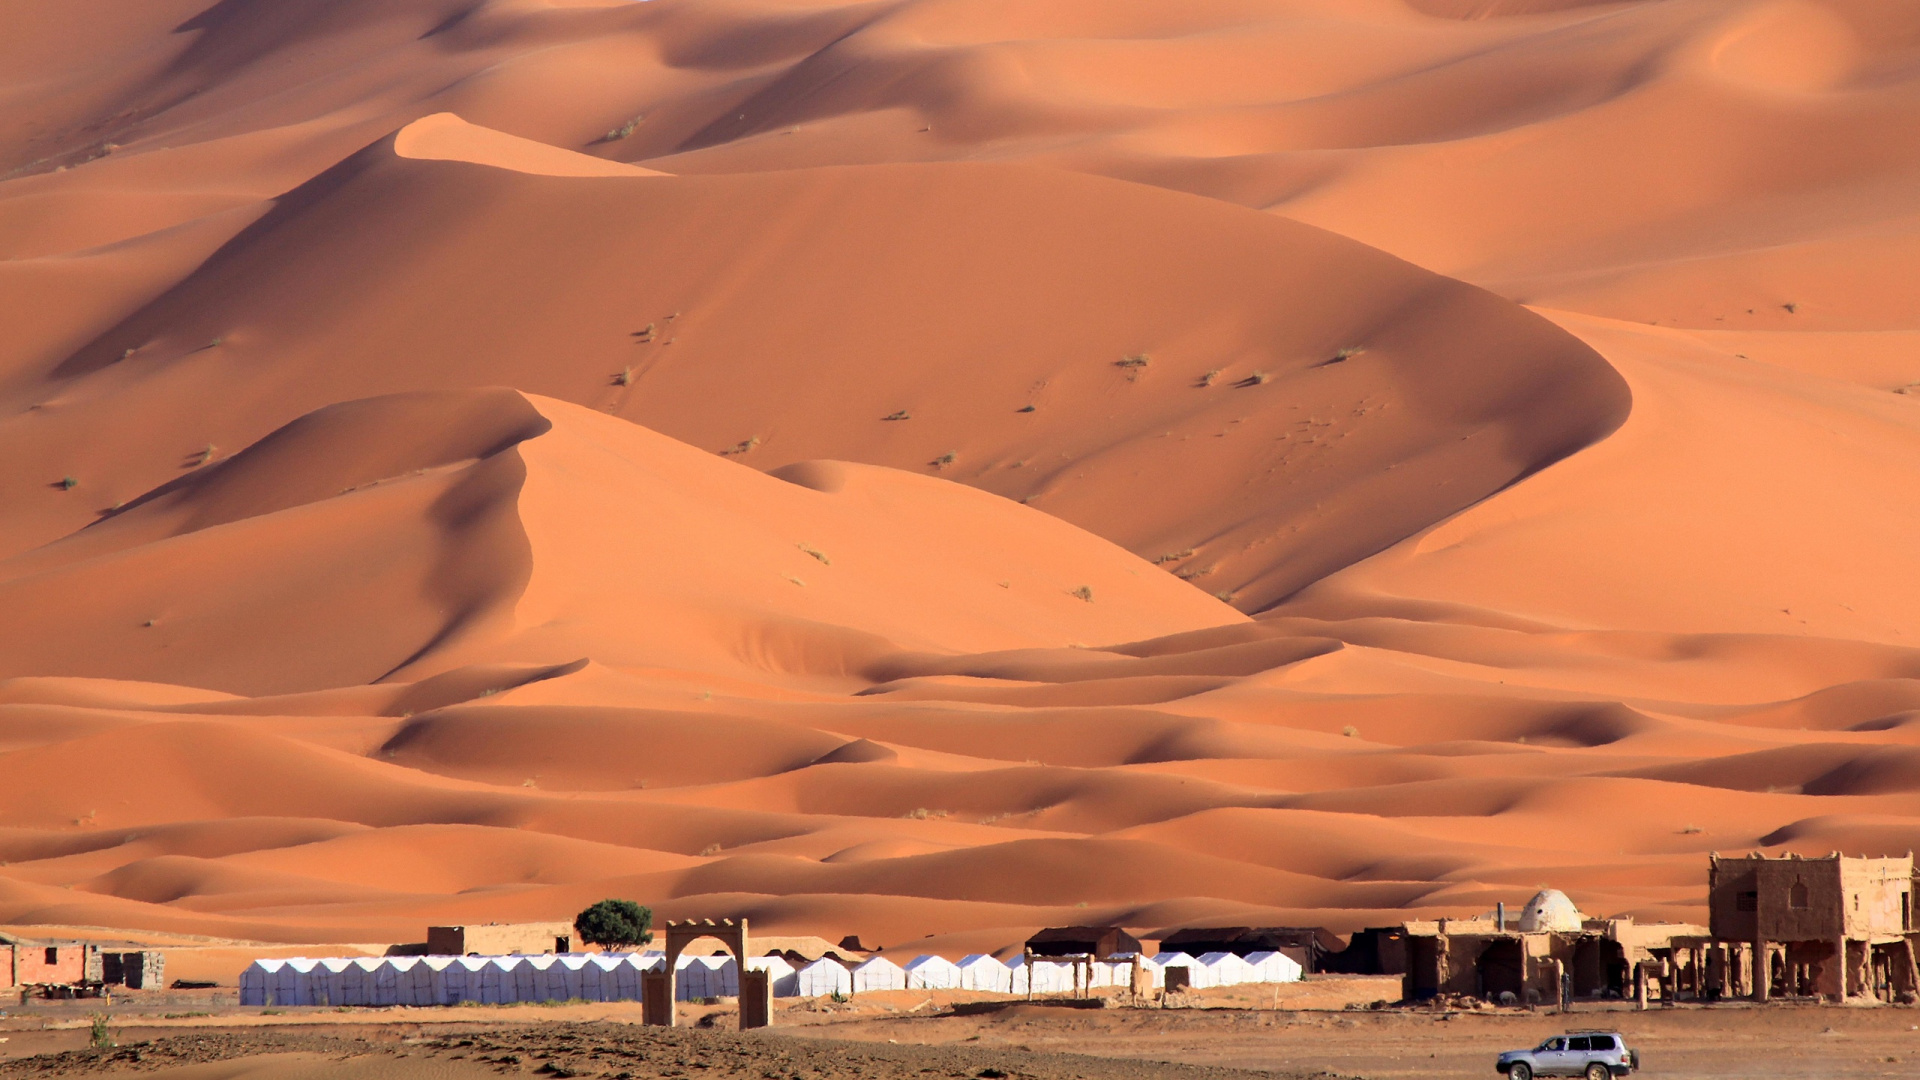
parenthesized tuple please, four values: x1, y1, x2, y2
(1496, 1031, 1639, 1080)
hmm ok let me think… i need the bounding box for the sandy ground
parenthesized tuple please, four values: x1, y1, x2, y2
(2, 1000, 1919, 1080)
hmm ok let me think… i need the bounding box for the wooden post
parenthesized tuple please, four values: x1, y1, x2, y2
(1754, 938, 1769, 1002)
(1634, 962, 1648, 1011)
(1835, 936, 1850, 1003)
(1025, 949, 1034, 1001)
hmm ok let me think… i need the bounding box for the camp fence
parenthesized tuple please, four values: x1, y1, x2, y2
(238, 950, 1299, 1007)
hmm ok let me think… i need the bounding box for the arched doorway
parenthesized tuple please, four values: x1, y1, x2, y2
(651, 918, 765, 1029)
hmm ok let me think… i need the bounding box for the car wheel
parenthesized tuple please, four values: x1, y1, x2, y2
(1585, 1064, 1609, 1080)
(1510, 1064, 1532, 1080)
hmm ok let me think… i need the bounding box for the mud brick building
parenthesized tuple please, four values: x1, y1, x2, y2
(1708, 851, 1918, 1002)
(427, 922, 575, 956)
(0, 935, 102, 991)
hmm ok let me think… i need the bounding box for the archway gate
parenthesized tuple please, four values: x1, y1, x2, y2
(645, 918, 766, 1028)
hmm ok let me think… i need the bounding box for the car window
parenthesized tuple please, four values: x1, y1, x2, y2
(1539, 1038, 1565, 1051)
(1568, 1037, 1591, 1051)
(1588, 1035, 1615, 1050)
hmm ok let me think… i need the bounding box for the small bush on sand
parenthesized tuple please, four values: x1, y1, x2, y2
(1070, 585, 1093, 602)
(720, 436, 761, 456)
(882, 410, 910, 421)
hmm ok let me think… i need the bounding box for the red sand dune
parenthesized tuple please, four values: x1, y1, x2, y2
(1, 0, 1918, 958)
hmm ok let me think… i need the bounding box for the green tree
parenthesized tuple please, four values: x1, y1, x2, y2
(574, 899, 654, 952)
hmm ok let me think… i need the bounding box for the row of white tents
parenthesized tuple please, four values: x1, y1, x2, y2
(239, 950, 1301, 1007)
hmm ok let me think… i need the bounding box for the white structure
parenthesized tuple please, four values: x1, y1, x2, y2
(850, 955, 906, 993)
(1243, 950, 1303, 984)
(904, 954, 962, 989)
(1153, 951, 1213, 988)
(239, 943, 1303, 1007)
(1517, 889, 1583, 932)
(955, 954, 1012, 992)
(747, 955, 799, 997)
(1198, 952, 1256, 987)
(1007, 955, 1074, 995)
(793, 957, 852, 998)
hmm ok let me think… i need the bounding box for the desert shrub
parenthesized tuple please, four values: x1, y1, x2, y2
(574, 898, 654, 951)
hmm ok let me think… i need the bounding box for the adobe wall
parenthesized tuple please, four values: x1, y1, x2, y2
(12, 942, 93, 986)
(1712, 854, 1915, 944)
(1839, 857, 1914, 938)
(428, 922, 574, 956)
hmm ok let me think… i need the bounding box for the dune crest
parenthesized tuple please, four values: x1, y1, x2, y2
(393, 112, 669, 178)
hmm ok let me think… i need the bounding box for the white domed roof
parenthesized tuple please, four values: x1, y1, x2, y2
(1517, 889, 1582, 932)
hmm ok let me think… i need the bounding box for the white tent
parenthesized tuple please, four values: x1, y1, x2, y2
(794, 957, 851, 998)
(355, 957, 393, 1005)
(403, 956, 449, 1005)
(850, 955, 906, 993)
(1088, 957, 1143, 989)
(676, 953, 739, 1000)
(1007, 956, 1073, 995)
(553, 955, 595, 1001)
(587, 954, 642, 1001)
(1243, 951, 1302, 984)
(1199, 952, 1256, 987)
(903, 955, 961, 990)
(1153, 952, 1214, 989)
(712, 955, 741, 997)
(746, 955, 799, 997)
(955, 954, 1011, 993)
(487, 953, 526, 999)
(275, 958, 319, 1006)
(239, 959, 276, 1006)
(377, 956, 418, 1005)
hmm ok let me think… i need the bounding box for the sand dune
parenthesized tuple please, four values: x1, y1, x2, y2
(0, 0, 1916, 959)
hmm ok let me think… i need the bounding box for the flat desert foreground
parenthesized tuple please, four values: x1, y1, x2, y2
(3, 1001, 1920, 1080)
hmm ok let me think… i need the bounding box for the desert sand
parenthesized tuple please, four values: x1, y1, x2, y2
(1, 0, 1918, 963)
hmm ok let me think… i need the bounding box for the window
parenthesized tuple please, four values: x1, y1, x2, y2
(1790, 882, 1810, 910)
(1569, 1037, 1592, 1051)
(1737, 891, 1758, 912)
(1589, 1035, 1616, 1050)
(44, 947, 57, 965)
